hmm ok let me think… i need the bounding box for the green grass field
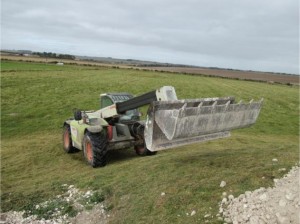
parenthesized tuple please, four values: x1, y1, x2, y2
(1, 60, 299, 223)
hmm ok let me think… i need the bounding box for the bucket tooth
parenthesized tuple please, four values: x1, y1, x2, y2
(198, 102, 203, 108)
(178, 103, 187, 118)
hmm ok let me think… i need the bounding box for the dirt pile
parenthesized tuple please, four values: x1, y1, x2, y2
(1, 185, 109, 224)
(219, 166, 300, 224)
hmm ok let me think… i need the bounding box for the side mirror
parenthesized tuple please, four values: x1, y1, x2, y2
(74, 109, 82, 121)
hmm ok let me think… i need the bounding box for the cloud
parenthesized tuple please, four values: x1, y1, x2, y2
(1, 0, 299, 74)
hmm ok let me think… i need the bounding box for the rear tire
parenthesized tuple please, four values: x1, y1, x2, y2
(134, 144, 157, 156)
(83, 131, 108, 167)
(63, 125, 77, 153)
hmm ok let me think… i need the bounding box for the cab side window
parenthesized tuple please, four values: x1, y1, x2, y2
(101, 96, 113, 109)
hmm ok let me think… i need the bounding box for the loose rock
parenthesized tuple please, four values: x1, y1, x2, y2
(1, 185, 110, 224)
(220, 181, 227, 188)
(220, 166, 300, 224)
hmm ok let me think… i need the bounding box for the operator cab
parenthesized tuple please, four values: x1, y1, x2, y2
(100, 93, 140, 123)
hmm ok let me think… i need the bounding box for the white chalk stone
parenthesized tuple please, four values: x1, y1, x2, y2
(220, 181, 227, 188)
(228, 195, 234, 200)
(279, 199, 287, 207)
(259, 193, 268, 201)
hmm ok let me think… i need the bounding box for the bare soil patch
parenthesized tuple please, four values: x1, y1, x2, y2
(141, 67, 299, 85)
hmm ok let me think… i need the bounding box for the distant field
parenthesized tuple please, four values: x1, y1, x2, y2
(2, 54, 298, 85)
(1, 60, 299, 223)
(0, 54, 121, 68)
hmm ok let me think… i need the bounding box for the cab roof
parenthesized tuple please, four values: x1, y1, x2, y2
(100, 92, 133, 103)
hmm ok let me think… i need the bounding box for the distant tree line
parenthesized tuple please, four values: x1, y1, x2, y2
(33, 52, 75, 60)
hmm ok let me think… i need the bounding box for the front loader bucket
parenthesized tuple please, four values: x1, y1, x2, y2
(144, 97, 263, 151)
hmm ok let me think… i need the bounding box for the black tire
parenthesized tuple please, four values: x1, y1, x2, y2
(134, 144, 157, 156)
(63, 125, 77, 153)
(83, 131, 108, 168)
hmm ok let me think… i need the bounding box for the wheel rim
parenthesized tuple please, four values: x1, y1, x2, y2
(85, 141, 93, 162)
(64, 130, 70, 149)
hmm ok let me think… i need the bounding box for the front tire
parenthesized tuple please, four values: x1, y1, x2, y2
(83, 131, 108, 167)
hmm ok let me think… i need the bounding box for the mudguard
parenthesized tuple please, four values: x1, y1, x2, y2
(87, 125, 103, 133)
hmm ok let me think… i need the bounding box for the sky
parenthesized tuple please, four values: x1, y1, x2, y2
(1, 0, 299, 74)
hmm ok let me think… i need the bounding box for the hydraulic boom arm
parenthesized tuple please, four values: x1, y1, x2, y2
(116, 86, 178, 113)
(100, 86, 178, 119)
